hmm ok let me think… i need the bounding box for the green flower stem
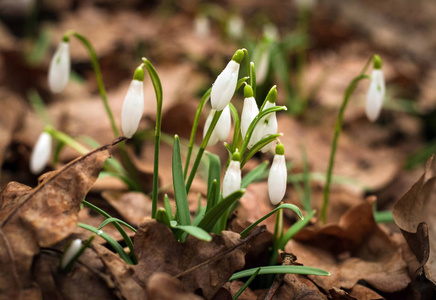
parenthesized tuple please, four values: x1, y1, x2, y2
(64, 31, 119, 136)
(142, 58, 163, 219)
(229, 103, 241, 153)
(185, 110, 223, 193)
(64, 31, 141, 191)
(45, 126, 89, 154)
(320, 74, 369, 224)
(184, 88, 211, 179)
(242, 48, 251, 87)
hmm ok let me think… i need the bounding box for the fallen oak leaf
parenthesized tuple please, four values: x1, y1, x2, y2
(133, 220, 260, 299)
(0, 137, 125, 298)
(392, 155, 436, 285)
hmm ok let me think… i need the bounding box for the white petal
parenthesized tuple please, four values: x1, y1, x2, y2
(48, 42, 70, 93)
(241, 96, 259, 138)
(30, 132, 52, 174)
(365, 69, 385, 122)
(268, 154, 287, 205)
(255, 51, 269, 84)
(223, 160, 241, 198)
(203, 109, 219, 146)
(216, 105, 231, 141)
(121, 80, 144, 138)
(60, 239, 82, 269)
(211, 60, 239, 111)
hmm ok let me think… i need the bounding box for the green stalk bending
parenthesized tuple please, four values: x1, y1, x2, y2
(63, 31, 140, 191)
(242, 48, 251, 87)
(142, 58, 163, 219)
(184, 88, 211, 179)
(320, 74, 369, 223)
(185, 110, 223, 193)
(64, 31, 119, 136)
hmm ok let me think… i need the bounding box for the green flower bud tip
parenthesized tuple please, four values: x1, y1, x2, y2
(62, 34, 70, 43)
(266, 85, 277, 103)
(133, 66, 145, 81)
(231, 49, 245, 64)
(232, 150, 241, 161)
(275, 143, 284, 155)
(244, 84, 254, 98)
(373, 54, 382, 69)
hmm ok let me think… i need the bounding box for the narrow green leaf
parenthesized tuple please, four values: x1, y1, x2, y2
(98, 217, 137, 233)
(164, 194, 173, 220)
(241, 161, 269, 188)
(241, 133, 282, 167)
(229, 103, 242, 152)
(301, 145, 311, 212)
(78, 223, 133, 265)
(374, 210, 394, 223)
(192, 206, 206, 226)
(198, 190, 245, 232)
(173, 225, 212, 242)
(229, 265, 329, 281)
(172, 135, 191, 226)
(250, 62, 257, 98)
(206, 153, 221, 213)
(233, 267, 261, 300)
(156, 208, 172, 227)
(278, 210, 316, 250)
(240, 204, 303, 239)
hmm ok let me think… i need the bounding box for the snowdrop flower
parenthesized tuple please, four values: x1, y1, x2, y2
(223, 151, 241, 198)
(365, 55, 385, 122)
(60, 239, 82, 270)
(241, 84, 259, 140)
(30, 131, 52, 174)
(210, 49, 244, 111)
(268, 143, 287, 205)
(203, 105, 231, 146)
(48, 38, 71, 93)
(194, 15, 210, 38)
(227, 15, 244, 39)
(255, 49, 270, 85)
(249, 86, 278, 152)
(121, 67, 145, 138)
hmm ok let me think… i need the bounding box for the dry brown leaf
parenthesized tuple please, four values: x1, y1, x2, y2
(102, 190, 152, 226)
(285, 201, 410, 293)
(133, 219, 246, 299)
(146, 272, 202, 300)
(0, 138, 121, 298)
(268, 274, 327, 300)
(347, 284, 384, 300)
(392, 156, 436, 286)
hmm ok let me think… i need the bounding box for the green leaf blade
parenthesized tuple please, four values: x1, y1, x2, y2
(229, 265, 330, 281)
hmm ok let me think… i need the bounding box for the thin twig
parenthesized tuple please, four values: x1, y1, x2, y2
(263, 252, 296, 300)
(175, 226, 267, 279)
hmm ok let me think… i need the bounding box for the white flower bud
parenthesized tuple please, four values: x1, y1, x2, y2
(249, 101, 278, 152)
(365, 69, 385, 122)
(121, 79, 144, 138)
(194, 15, 210, 38)
(30, 132, 52, 174)
(223, 157, 241, 198)
(210, 50, 244, 111)
(48, 41, 71, 93)
(227, 15, 244, 39)
(255, 50, 270, 85)
(268, 145, 287, 205)
(60, 239, 82, 270)
(241, 96, 259, 139)
(203, 105, 231, 146)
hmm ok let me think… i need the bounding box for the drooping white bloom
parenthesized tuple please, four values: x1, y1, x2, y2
(194, 15, 210, 38)
(121, 79, 144, 138)
(48, 41, 71, 93)
(203, 105, 231, 146)
(255, 50, 270, 85)
(241, 85, 259, 140)
(365, 69, 385, 122)
(210, 50, 244, 111)
(227, 15, 244, 39)
(268, 144, 287, 205)
(249, 101, 278, 152)
(60, 239, 82, 270)
(222, 154, 241, 198)
(241, 96, 259, 139)
(30, 132, 52, 174)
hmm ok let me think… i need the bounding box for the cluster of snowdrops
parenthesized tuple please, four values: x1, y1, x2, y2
(29, 31, 385, 282)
